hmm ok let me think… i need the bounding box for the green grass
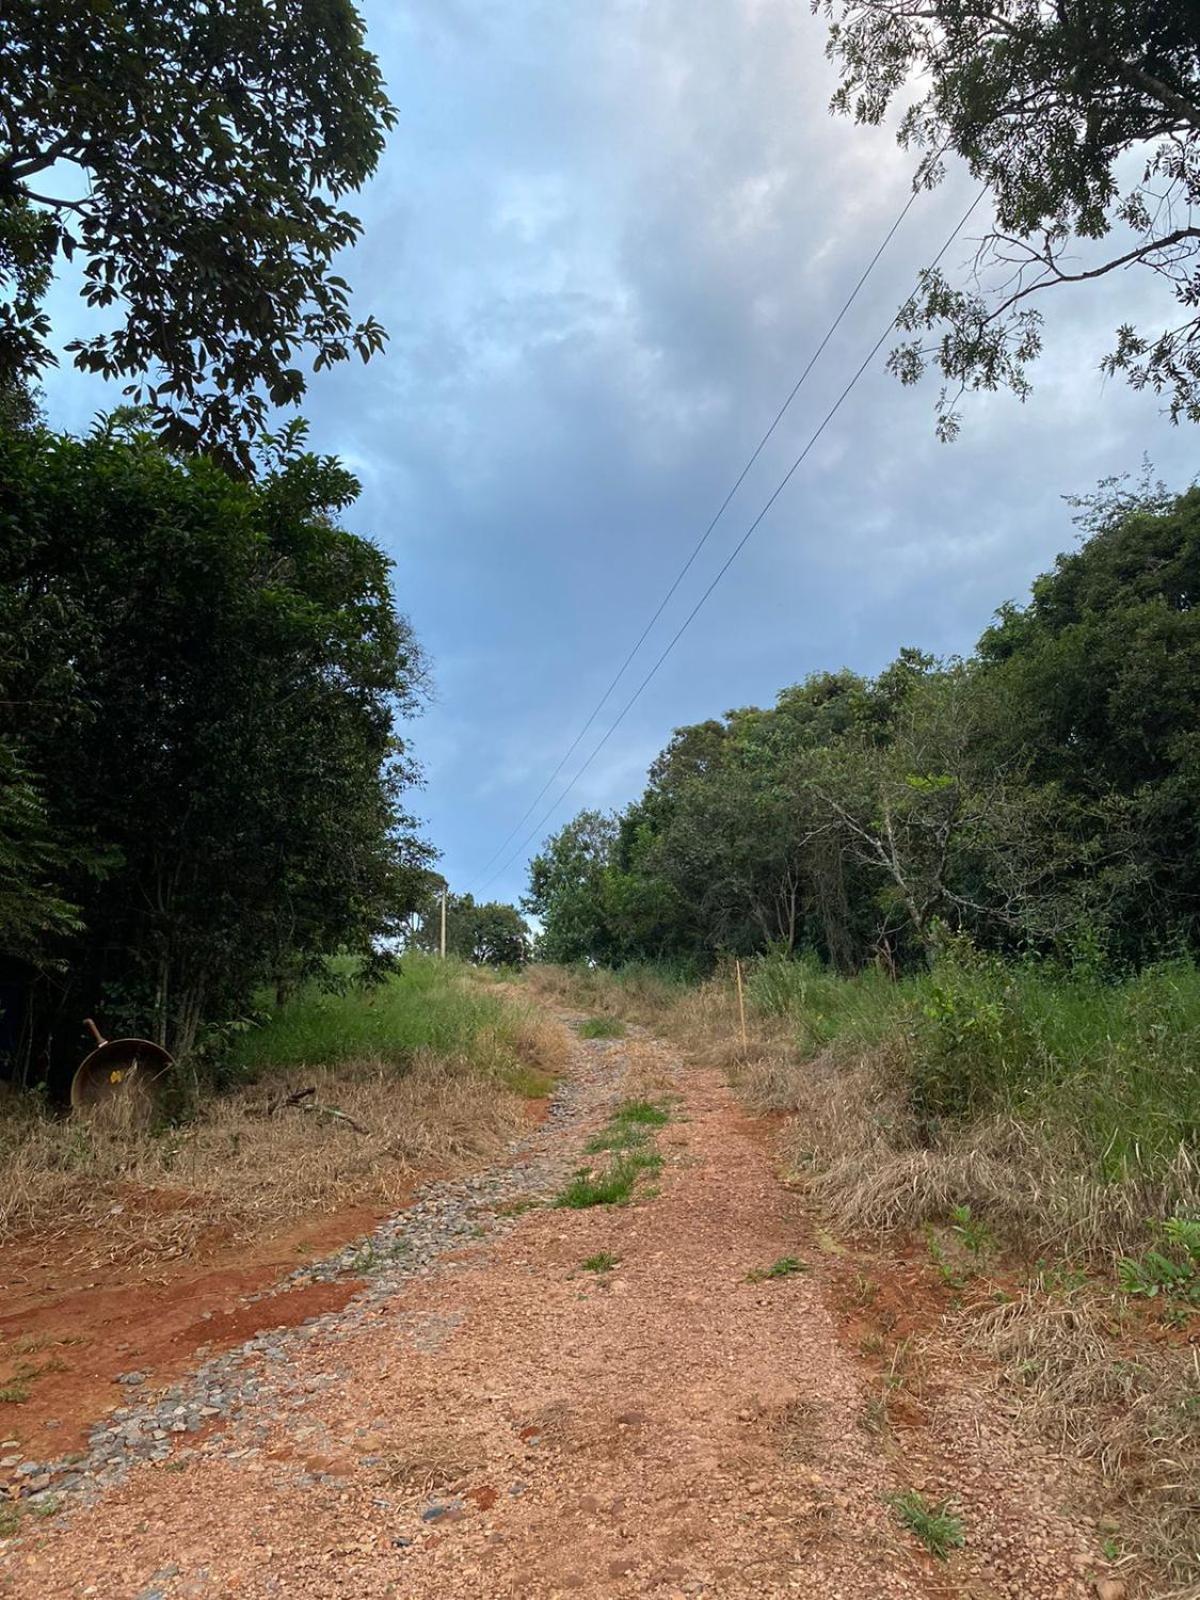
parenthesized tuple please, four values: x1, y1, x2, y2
(578, 1016, 626, 1040)
(584, 1125, 645, 1154)
(0, 1379, 29, 1404)
(556, 1150, 662, 1209)
(228, 953, 551, 1090)
(584, 1099, 670, 1154)
(888, 1491, 965, 1559)
(749, 951, 904, 1055)
(1117, 1218, 1200, 1307)
(751, 947, 1200, 1181)
(582, 1251, 621, 1272)
(746, 1255, 808, 1283)
(559, 1098, 671, 1208)
(614, 1100, 670, 1127)
(0, 1503, 18, 1539)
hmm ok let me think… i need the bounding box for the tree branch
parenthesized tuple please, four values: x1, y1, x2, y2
(1117, 62, 1200, 134)
(986, 226, 1200, 319)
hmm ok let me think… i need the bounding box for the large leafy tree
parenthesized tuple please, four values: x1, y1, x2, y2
(978, 478, 1200, 953)
(524, 811, 622, 965)
(0, 0, 394, 470)
(816, 0, 1200, 433)
(0, 419, 431, 1079)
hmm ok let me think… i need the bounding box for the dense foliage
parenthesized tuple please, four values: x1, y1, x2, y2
(413, 892, 531, 968)
(527, 481, 1200, 972)
(0, 0, 393, 469)
(0, 418, 431, 1083)
(816, 0, 1200, 433)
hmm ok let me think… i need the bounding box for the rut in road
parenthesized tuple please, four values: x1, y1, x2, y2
(1, 1016, 1103, 1600)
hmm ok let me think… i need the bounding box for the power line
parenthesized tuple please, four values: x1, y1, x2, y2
(479, 187, 987, 897)
(472, 153, 939, 885)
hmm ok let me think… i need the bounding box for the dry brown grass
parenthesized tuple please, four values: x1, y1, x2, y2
(697, 967, 1200, 1596)
(373, 1426, 486, 1496)
(969, 1290, 1200, 1596)
(522, 963, 685, 1030)
(1, 960, 575, 1275)
(676, 973, 1200, 1261)
(616, 1037, 678, 1101)
(0, 1051, 529, 1271)
(486, 983, 573, 1090)
(761, 1041, 1200, 1261)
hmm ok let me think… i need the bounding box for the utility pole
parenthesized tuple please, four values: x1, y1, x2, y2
(439, 888, 447, 959)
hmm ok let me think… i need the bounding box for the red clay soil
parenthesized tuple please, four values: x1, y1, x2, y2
(0, 1094, 557, 1463)
(0, 1204, 383, 1457)
(0, 1026, 1119, 1600)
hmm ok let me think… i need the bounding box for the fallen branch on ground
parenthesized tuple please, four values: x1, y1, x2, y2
(264, 1085, 316, 1116)
(298, 1101, 371, 1135)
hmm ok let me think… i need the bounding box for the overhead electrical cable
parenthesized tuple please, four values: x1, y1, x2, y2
(478, 187, 987, 897)
(472, 153, 942, 886)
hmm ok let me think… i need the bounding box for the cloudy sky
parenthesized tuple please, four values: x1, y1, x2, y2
(41, 0, 1196, 910)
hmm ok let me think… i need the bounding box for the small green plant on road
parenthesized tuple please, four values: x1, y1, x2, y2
(949, 1204, 993, 1257)
(559, 1100, 669, 1209)
(578, 1017, 626, 1040)
(583, 1251, 620, 1272)
(889, 1491, 965, 1559)
(557, 1150, 661, 1209)
(585, 1100, 670, 1154)
(746, 1255, 809, 1283)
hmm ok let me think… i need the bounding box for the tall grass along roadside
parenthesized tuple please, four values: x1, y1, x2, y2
(232, 953, 563, 1093)
(734, 947, 1200, 1256)
(0, 956, 569, 1267)
(696, 945, 1200, 1597)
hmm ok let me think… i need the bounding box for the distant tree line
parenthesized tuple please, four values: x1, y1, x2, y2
(526, 480, 1200, 973)
(411, 892, 530, 968)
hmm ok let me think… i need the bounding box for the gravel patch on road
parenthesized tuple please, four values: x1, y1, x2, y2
(1, 1018, 1113, 1600)
(1, 1028, 622, 1521)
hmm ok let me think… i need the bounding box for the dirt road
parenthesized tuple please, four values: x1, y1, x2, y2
(1, 1018, 1110, 1599)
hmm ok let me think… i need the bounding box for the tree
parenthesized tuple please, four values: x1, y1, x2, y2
(0, 417, 431, 1078)
(804, 667, 1109, 960)
(414, 892, 531, 967)
(977, 477, 1200, 955)
(816, 0, 1200, 433)
(0, 1, 394, 470)
(0, 745, 83, 970)
(524, 812, 620, 965)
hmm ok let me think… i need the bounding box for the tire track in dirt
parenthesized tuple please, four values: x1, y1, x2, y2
(0, 1017, 1105, 1599)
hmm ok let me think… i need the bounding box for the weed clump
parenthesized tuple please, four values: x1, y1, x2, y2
(584, 1099, 670, 1155)
(582, 1251, 620, 1272)
(746, 1256, 808, 1283)
(889, 1491, 965, 1559)
(578, 1016, 626, 1040)
(558, 1099, 669, 1209)
(1117, 1217, 1200, 1307)
(557, 1151, 661, 1210)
